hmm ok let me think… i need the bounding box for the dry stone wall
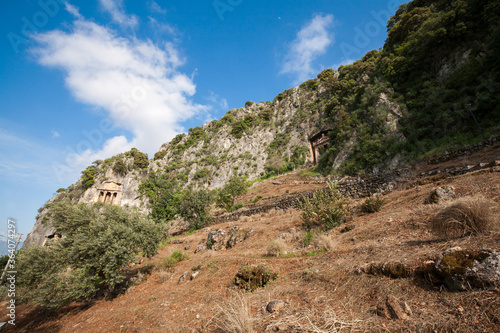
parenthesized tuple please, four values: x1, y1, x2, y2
(212, 160, 500, 224)
(428, 136, 498, 164)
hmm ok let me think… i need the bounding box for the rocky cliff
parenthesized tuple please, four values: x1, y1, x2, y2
(23, 71, 404, 248)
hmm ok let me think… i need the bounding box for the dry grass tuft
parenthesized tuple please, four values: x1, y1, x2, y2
(313, 234, 335, 252)
(431, 196, 500, 238)
(265, 308, 360, 332)
(266, 239, 286, 257)
(215, 292, 254, 333)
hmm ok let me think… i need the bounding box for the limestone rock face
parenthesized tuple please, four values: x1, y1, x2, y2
(24, 76, 407, 249)
(22, 194, 60, 248)
(24, 167, 147, 248)
(206, 229, 226, 251)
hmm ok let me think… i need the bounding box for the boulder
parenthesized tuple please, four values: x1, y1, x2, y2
(434, 247, 500, 291)
(266, 300, 284, 313)
(426, 185, 455, 204)
(226, 225, 253, 248)
(178, 271, 189, 284)
(194, 244, 207, 254)
(207, 229, 226, 251)
(377, 295, 411, 320)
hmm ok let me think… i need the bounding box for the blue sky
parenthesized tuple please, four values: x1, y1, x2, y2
(0, 0, 406, 242)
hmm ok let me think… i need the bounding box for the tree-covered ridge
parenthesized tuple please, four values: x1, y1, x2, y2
(317, 0, 500, 174)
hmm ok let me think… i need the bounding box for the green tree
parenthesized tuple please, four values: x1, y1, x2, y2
(16, 201, 166, 309)
(81, 166, 96, 190)
(179, 189, 213, 230)
(129, 148, 149, 169)
(215, 177, 248, 212)
(113, 158, 127, 175)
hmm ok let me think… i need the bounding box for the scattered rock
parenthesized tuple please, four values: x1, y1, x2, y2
(178, 271, 189, 284)
(194, 245, 207, 254)
(266, 300, 284, 313)
(233, 265, 278, 291)
(190, 271, 199, 280)
(168, 239, 183, 244)
(434, 247, 500, 291)
(184, 245, 191, 250)
(365, 261, 411, 278)
(226, 225, 253, 248)
(377, 295, 411, 320)
(207, 229, 226, 251)
(340, 224, 355, 233)
(426, 185, 455, 204)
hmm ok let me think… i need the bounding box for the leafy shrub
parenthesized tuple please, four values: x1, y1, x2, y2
(302, 230, 315, 247)
(317, 68, 335, 81)
(259, 108, 273, 121)
(16, 201, 166, 309)
(300, 79, 318, 90)
(361, 195, 386, 213)
(431, 196, 500, 239)
(81, 166, 96, 190)
(215, 177, 248, 212)
(126, 148, 149, 169)
(299, 183, 349, 230)
(113, 158, 127, 175)
(158, 250, 189, 271)
(244, 101, 254, 107)
(154, 150, 167, 160)
(291, 146, 309, 166)
(171, 133, 186, 145)
(231, 121, 247, 139)
(179, 189, 213, 230)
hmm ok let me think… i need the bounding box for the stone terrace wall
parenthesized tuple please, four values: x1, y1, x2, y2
(428, 136, 499, 164)
(212, 160, 500, 224)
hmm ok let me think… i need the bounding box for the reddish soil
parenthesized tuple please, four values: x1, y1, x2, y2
(2, 147, 500, 333)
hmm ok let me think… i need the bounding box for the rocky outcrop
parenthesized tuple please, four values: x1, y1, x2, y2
(426, 185, 455, 204)
(434, 247, 500, 291)
(205, 226, 253, 251)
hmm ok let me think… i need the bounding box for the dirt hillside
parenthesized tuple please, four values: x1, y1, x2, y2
(2, 144, 500, 333)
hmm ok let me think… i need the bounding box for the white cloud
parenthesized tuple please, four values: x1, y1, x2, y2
(281, 14, 334, 84)
(98, 0, 138, 28)
(51, 130, 60, 138)
(207, 91, 228, 111)
(31, 8, 207, 176)
(150, 1, 167, 14)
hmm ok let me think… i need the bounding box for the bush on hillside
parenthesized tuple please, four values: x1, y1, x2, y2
(16, 200, 166, 309)
(299, 183, 349, 231)
(112, 158, 127, 175)
(81, 166, 96, 190)
(215, 177, 248, 212)
(179, 189, 213, 230)
(361, 194, 386, 213)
